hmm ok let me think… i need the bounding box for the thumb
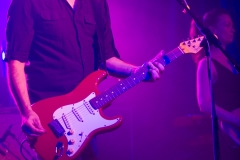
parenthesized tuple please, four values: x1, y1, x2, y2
(34, 118, 46, 132)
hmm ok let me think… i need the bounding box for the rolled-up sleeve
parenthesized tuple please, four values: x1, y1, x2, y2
(102, 0, 120, 60)
(5, 0, 34, 62)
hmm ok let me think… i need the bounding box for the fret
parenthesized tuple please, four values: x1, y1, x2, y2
(109, 88, 118, 98)
(155, 48, 182, 65)
(158, 58, 167, 67)
(106, 90, 115, 101)
(123, 79, 131, 89)
(125, 76, 135, 87)
(90, 72, 144, 109)
(121, 80, 131, 90)
(91, 97, 100, 109)
(168, 48, 183, 61)
(130, 76, 141, 84)
(98, 93, 109, 105)
(94, 96, 104, 108)
(101, 91, 111, 103)
(136, 68, 148, 80)
(118, 83, 125, 92)
(112, 84, 122, 96)
(116, 83, 123, 93)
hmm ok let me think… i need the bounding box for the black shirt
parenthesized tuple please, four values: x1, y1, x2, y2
(212, 59, 240, 112)
(6, 0, 119, 103)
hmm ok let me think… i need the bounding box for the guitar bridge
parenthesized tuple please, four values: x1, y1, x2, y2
(48, 119, 65, 138)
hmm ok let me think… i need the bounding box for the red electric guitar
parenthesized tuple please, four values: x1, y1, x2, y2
(29, 37, 204, 159)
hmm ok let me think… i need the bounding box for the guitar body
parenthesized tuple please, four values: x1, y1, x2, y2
(32, 70, 123, 160)
(221, 108, 240, 146)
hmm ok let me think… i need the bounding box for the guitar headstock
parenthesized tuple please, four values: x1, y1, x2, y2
(179, 36, 204, 54)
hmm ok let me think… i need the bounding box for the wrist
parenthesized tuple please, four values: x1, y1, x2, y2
(22, 108, 34, 117)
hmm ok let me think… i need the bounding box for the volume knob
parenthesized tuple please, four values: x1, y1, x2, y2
(69, 139, 75, 145)
(68, 129, 74, 135)
(67, 148, 74, 155)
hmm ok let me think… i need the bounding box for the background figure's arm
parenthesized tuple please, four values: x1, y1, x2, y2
(197, 58, 240, 128)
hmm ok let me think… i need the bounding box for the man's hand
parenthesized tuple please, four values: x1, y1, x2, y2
(147, 61, 165, 81)
(22, 111, 46, 137)
(134, 50, 165, 81)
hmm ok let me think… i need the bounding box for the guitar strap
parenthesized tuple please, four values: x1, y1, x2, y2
(89, 0, 106, 71)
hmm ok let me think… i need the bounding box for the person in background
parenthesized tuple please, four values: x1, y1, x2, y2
(191, 8, 240, 160)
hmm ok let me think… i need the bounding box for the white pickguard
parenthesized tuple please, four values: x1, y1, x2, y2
(52, 92, 120, 157)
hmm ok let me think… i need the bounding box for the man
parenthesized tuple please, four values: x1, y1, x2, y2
(5, 0, 164, 159)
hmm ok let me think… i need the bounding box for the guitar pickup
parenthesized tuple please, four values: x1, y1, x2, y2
(48, 119, 65, 138)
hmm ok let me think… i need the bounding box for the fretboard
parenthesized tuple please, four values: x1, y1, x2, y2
(90, 47, 184, 109)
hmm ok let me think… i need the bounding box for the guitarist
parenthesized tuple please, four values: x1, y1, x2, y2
(5, 0, 165, 159)
(191, 8, 240, 160)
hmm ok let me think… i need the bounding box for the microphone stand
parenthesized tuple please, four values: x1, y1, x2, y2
(176, 1, 240, 160)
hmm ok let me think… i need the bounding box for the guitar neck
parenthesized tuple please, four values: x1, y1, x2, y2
(90, 47, 184, 109)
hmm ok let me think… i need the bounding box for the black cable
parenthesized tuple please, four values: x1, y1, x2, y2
(20, 139, 28, 160)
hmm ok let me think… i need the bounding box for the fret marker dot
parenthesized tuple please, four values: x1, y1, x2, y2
(100, 98, 102, 100)
(106, 95, 108, 97)
(96, 101, 98, 103)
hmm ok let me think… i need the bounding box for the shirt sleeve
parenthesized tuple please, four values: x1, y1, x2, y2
(5, 0, 34, 62)
(102, 0, 120, 60)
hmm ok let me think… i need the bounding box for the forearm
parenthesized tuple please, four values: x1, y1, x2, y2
(196, 58, 240, 125)
(106, 57, 139, 78)
(7, 60, 32, 117)
(199, 102, 240, 125)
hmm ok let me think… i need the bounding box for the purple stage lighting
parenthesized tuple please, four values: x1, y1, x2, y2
(1, 41, 6, 61)
(1, 50, 5, 61)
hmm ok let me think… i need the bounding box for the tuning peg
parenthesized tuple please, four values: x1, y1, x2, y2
(182, 39, 186, 45)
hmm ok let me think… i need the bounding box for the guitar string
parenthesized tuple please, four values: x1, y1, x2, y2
(56, 104, 89, 121)
(55, 102, 99, 128)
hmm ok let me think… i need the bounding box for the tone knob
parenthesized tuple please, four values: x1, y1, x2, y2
(68, 129, 74, 135)
(69, 139, 75, 145)
(67, 148, 74, 155)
